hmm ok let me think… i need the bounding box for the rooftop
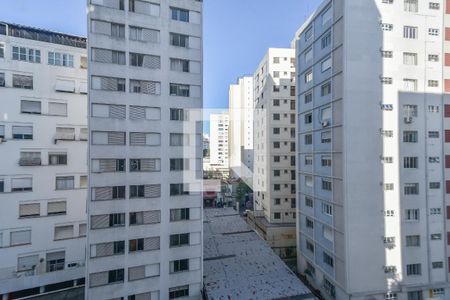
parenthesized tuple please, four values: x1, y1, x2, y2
(0, 21, 86, 49)
(203, 208, 315, 300)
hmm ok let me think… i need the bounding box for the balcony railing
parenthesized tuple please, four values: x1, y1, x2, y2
(0, 260, 85, 281)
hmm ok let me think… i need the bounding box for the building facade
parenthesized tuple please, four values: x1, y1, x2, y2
(87, 0, 203, 299)
(251, 48, 297, 266)
(208, 112, 229, 176)
(295, 1, 449, 299)
(228, 76, 254, 185)
(0, 23, 88, 299)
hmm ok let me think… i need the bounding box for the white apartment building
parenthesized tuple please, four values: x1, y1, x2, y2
(295, 1, 450, 299)
(209, 113, 229, 174)
(251, 48, 297, 264)
(0, 23, 88, 299)
(228, 76, 254, 184)
(87, 0, 203, 299)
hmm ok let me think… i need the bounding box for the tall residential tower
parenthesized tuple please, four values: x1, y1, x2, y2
(87, 0, 203, 299)
(295, 0, 449, 299)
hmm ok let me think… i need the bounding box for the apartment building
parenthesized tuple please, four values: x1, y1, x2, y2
(228, 76, 254, 185)
(250, 48, 297, 266)
(0, 23, 87, 299)
(86, 0, 203, 299)
(208, 112, 229, 177)
(295, 1, 449, 299)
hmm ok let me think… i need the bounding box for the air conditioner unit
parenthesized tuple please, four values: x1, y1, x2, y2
(67, 262, 79, 269)
(404, 116, 413, 124)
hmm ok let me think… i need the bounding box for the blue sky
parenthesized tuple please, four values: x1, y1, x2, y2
(0, 0, 323, 133)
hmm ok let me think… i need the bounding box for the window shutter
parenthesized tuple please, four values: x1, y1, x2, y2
(89, 271, 108, 287)
(141, 81, 160, 95)
(19, 203, 40, 217)
(10, 230, 31, 245)
(80, 81, 88, 94)
(142, 55, 161, 69)
(55, 80, 75, 93)
(107, 132, 125, 145)
(97, 159, 117, 172)
(48, 102, 67, 116)
(149, 3, 160, 16)
(130, 133, 146, 145)
(17, 255, 40, 271)
(47, 201, 66, 214)
(79, 224, 87, 236)
(12, 126, 32, 136)
(46, 251, 65, 261)
(91, 20, 111, 35)
(143, 210, 161, 224)
(146, 107, 160, 120)
(54, 225, 73, 240)
(92, 48, 112, 63)
(11, 178, 32, 189)
(109, 105, 126, 119)
(0, 125, 4, 137)
(141, 159, 160, 171)
(94, 242, 114, 257)
(91, 215, 110, 229)
(189, 11, 201, 24)
(21, 100, 41, 114)
(144, 184, 161, 198)
(129, 106, 146, 120)
(135, 293, 152, 300)
(55, 127, 75, 140)
(144, 237, 160, 251)
(143, 28, 159, 43)
(189, 36, 201, 49)
(445, 130, 450, 143)
(93, 187, 113, 200)
(128, 266, 145, 281)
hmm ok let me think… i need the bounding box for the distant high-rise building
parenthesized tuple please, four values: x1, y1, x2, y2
(250, 48, 297, 266)
(0, 22, 87, 299)
(228, 76, 254, 185)
(209, 113, 229, 176)
(87, 0, 203, 299)
(295, 1, 450, 299)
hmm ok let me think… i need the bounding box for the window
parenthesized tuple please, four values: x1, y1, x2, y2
(129, 185, 161, 198)
(129, 211, 160, 225)
(46, 251, 65, 272)
(273, 113, 280, 120)
(381, 23, 393, 31)
(322, 203, 333, 216)
(170, 208, 190, 221)
(10, 230, 31, 246)
(19, 203, 40, 218)
(91, 76, 125, 92)
(169, 285, 189, 299)
(47, 201, 67, 215)
(304, 48, 313, 63)
(404, 183, 419, 195)
(130, 52, 160, 69)
(170, 183, 190, 196)
(321, 156, 332, 167)
(129, 0, 160, 16)
(429, 157, 439, 163)
(321, 131, 331, 143)
(170, 33, 189, 48)
(321, 82, 331, 96)
(305, 134, 313, 145)
(304, 27, 313, 41)
(321, 32, 331, 48)
(92, 131, 126, 145)
(48, 102, 67, 116)
(429, 54, 439, 62)
(13, 74, 33, 89)
(405, 209, 420, 221)
(404, 26, 418, 39)
(171, 7, 189, 22)
(0, 72, 4, 87)
(48, 52, 74, 67)
(305, 70, 313, 83)
(274, 212, 281, 219)
(403, 157, 418, 168)
(429, 2, 440, 9)
(305, 113, 312, 124)
(381, 50, 393, 58)
(407, 291, 423, 300)
(128, 237, 160, 252)
(305, 197, 313, 208)
(429, 28, 439, 36)
(170, 159, 189, 171)
(130, 79, 161, 95)
(170, 58, 190, 72)
(406, 235, 420, 247)
(404, 0, 418, 12)
(12, 46, 40, 63)
(403, 52, 417, 65)
(321, 57, 332, 72)
(403, 131, 417, 143)
(305, 217, 314, 229)
(170, 233, 189, 247)
(91, 48, 125, 65)
(403, 79, 417, 91)
(323, 252, 334, 267)
(305, 92, 312, 103)
(129, 26, 159, 43)
(0, 44, 4, 58)
(406, 263, 421, 276)
(21, 100, 41, 114)
(170, 83, 191, 97)
(322, 179, 332, 191)
(428, 131, 439, 138)
(56, 176, 74, 190)
(429, 182, 440, 189)
(430, 208, 441, 214)
(305, 155, 313, 165)
(321, 6, 332, 25)
(129, 159, 160, 172)
(381, 77, 393, 84)
(428, 80, 439, 87)
(170, 108, 188, 121)
(12, 126, 33, 140)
